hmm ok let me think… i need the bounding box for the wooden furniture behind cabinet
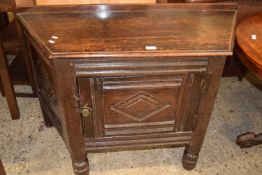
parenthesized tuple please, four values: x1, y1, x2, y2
(235, 13, 262, 148)
(0, 0, 37, 98)
(220, 0, 262, 79)
(166, 0, 262, 79)
(17, 4, 237, 175)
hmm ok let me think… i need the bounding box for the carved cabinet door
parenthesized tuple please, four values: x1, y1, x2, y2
(78, 72, 205, 139)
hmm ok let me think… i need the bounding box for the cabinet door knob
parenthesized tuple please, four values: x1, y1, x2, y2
(81, 105, 92, 118)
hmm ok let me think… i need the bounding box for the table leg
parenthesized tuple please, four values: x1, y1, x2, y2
(236, 132, 262, 148)
(0, 37, 20, 120)
(234, 47, 247, 81)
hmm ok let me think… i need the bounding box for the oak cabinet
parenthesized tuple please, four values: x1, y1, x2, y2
(17, 4, 237, 175)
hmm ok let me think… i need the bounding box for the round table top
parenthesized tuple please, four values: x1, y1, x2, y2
(236, 13, 262, 79)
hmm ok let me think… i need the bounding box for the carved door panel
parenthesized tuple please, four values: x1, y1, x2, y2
(78, 73, 204, 138)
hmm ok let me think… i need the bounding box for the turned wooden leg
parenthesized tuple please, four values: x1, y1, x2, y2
(72, 156, 89, 175)
(53, 61, 89, 175)
(182, 146, 199, 170)
(236, 132, 262, 148)
(182, 58, 226, 171)
(0, 159, 6, 175)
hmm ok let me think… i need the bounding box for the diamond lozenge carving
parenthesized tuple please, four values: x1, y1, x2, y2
(110, 91, 171, 122)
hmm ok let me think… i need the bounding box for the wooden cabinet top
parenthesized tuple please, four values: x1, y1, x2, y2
(17, 4, 237, 59)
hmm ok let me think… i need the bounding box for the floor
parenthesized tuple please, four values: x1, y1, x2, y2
(0, 77, 262, 175)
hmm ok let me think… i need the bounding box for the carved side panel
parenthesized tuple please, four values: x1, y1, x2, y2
(32, 54, 62, 129)
(34, 57, 57, 103)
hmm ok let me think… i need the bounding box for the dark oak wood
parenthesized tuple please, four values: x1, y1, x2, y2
(18, 4, 237, 59)
(0, 35, 20, 119)
(0, 159, 6, 175)
(18, 4, 237, 174)
(235, 13, 262, 148)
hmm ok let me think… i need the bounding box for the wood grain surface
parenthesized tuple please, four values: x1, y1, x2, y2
(236, 13, 262, 79)
(36, 0, 156, 5)
(17, 4, 237, 59)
